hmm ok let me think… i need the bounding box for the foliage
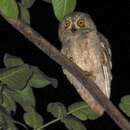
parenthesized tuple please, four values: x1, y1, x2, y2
(52, 0, 76, 21)
(29, 66, 51, 88)
(21, 0, 36, 8)
(46, 101, 100, 130)
(24, 109, 44, 129)
(0, 0, 76, 22)
(61, 116, 86, 130)
(18, 3, 31, 24)
(0, 64, 32, 90)
(119, 95, 130, 117)
(47, 102, 67, 118)
(68, 101, 99, 120)
(0, 0, 34, 23)
(0, 0, 18, 19)
(0, 54, 57, 129)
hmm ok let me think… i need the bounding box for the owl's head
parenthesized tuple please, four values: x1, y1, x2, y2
(59, 12, 97, 42)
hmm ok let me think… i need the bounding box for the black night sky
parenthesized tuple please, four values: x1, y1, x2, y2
(0, 1, 130, 130)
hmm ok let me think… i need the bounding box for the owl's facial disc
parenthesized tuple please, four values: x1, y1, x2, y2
(62, 14, 93, 35)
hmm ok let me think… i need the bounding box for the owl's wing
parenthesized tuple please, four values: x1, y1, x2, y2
(98, 33, 112, 98)
(98, 33, 112, 69)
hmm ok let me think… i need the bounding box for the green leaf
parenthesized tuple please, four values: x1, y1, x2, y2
(0, 104, 12, 120)
(0, 86, 3, 104)
(2, 91, 16, 112)
(4, 54, 24, 68)
(29, 66, 50, 88)
(7, 127, 17, 130)
(0, 114, 8, 130)
(61, 116, 86, 130)
(0, 107, 17, 130)
(52, 0, 76, 21)
(47, 102, 67, 118)
(0, 93, 3, 104)
(119, 95, 130, 117)
(21, 0, 36, 8)
(4, 87, 35, 112)
(120, 95, 130, 105)
(20, 85, 36, 107)
(18, 3, 30, 24)
(0, 64, 32, 90)
(23, 110, 44, 129)
(7, 122, 18, 130)
(68, 101, 99, 121)
(0, 0, 18, 19)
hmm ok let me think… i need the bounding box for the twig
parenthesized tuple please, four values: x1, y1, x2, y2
(36, 118, 61, 130)
(12, 120, 28, 130)
(37, 104, 88, 130)
(2, 17, 130, 130)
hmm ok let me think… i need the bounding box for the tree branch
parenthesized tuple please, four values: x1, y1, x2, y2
(2, 17, 130, 130)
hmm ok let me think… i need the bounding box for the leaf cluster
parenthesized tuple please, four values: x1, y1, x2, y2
(47, 101, 100, 130)
(0, 0, 34, 23)
(0, 0, 76, 23)
(0, 54, 57, 130)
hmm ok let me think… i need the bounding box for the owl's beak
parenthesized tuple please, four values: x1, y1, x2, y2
(71, 26, 77, 33)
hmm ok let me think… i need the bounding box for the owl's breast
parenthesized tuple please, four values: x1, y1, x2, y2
(70, 37, 100, 73)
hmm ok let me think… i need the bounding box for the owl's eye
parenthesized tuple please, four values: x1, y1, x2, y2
(64, 19, 71, 29)
(77, 18, 86, 28)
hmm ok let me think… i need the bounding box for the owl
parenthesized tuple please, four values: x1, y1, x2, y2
(58, 12, 112, 115)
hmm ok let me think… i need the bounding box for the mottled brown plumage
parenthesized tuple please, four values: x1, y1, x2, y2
(59, 12, 112, 115)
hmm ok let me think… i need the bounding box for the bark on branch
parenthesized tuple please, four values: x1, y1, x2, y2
(2, 17, 130, 130)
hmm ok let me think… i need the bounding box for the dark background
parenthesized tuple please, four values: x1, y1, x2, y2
(0, 1, 130, 130)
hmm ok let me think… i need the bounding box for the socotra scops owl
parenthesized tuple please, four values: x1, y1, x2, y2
(58, 12, 112, 115)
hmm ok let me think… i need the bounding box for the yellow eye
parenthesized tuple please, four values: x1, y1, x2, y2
(64, 19, 71, 29)
(77, 18, 86, 28)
